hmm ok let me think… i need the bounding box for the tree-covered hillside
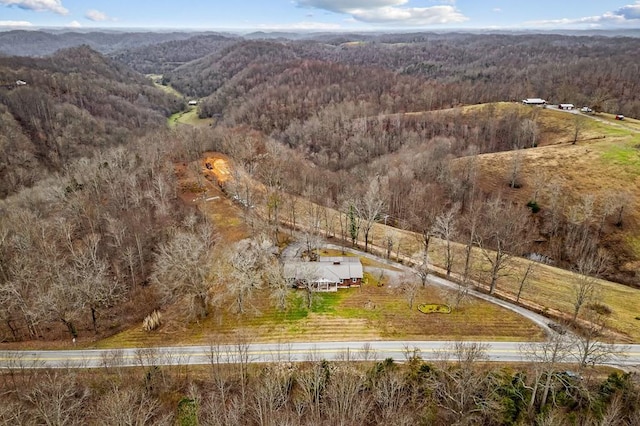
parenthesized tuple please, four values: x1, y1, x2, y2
(0, 46, 183, 197)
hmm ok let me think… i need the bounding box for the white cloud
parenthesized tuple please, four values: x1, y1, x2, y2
(0, 0, 68, 15)
(297, 0, 407, 14)
(67, 19, 81, 28)
(493, 7, 501, 13)
(526, 1, 640, 27)
(351, 6, 467, 25)
(296, 0, 468, 26)
(85, 9, 110, 22)
(0, 20, 33, 27)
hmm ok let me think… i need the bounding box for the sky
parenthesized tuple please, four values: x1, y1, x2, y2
(1, 0, 640, 31)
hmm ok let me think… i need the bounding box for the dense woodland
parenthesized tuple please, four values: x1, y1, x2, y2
(1, 30, 640, 424)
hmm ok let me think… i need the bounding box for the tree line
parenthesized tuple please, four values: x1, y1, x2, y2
(1, 340, 637, 425)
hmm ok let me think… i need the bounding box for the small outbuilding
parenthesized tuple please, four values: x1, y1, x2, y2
(558, 103, 574, 110)
(522, 98, 546, 105)
(188, 100, 198, 106)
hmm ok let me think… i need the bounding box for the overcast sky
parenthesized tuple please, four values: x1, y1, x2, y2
(1, 0, 639, 31)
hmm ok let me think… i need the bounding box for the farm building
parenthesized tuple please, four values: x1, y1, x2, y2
(283, 256, 363, 292)
(522, 98, 546, 105)
(558, 103, 574, 110)
(188, 100, 198, 106)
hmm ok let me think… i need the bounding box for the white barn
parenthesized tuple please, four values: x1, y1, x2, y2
(522, 98, 546, 105)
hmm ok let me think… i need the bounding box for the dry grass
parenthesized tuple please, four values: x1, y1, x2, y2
(168, 107, 214, 128)
(96, 278, 544, 349)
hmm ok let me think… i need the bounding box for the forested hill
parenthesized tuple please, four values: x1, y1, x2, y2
(166, 33, 640, 118)
(111, 33, 236, 74)
(0, 30, 206, 57)
(0, 46, 182, 197)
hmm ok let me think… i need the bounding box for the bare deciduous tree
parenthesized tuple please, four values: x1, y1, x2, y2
(399, 273, 420, 310)
(263, 260, 289, 311)
(223, 238, 272, 314)
(151, 223, 217, 320)
(24, 371, 88, 426)
(355, 179, 386, 252)
(475, 198, 529, 294)
(516, 260, 537, 303)
(520, 333, 573, 411)
(571, 247, 607, 322)
(572, 310, 627, 369)
(431, 205, 459, 277)
(432, 342, 493, 424)
(94, 385, 169, 426)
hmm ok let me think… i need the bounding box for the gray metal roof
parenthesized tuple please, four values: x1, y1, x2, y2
(283, 257, 363, 283)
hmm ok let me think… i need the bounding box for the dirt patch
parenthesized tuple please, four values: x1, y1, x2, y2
(204, 155, 232, 184)
(175, 152, 249, 243)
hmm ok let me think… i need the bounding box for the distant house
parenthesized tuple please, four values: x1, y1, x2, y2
(188, 100, 198, 106)
(522, 98, 546, 105)
(283, 256, 363, 292)
(15, 80, 27, 86)
(558, 103, 574, 110)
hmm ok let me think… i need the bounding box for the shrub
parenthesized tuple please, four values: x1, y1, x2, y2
(526, 200, 541, 213)
(417, 304, 452, 314)
(587, 302, 613, 316)
(142, 310, 162, 331)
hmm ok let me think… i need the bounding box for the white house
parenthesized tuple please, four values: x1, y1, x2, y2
(283, 257, 363, 292)
(522, 98, 546, 105)
(188, 100, 198, 106)
(558, 103, 574, 110)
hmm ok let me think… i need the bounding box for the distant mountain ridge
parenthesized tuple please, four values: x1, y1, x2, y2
(0, 30, 219, 57)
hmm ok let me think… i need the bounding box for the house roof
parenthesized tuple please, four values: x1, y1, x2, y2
(522, 98, 546, 104)
(283, 257, 363, 283)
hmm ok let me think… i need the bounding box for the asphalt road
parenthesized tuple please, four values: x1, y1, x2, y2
(1, 341, 638, 370)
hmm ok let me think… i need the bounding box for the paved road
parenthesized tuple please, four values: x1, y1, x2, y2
(1, 341, 638, 370)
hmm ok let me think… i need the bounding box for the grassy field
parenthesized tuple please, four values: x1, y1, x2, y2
(96, 278, 545, 349)
(147, 74, 184, 98)
(168, 107, 214, 128)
